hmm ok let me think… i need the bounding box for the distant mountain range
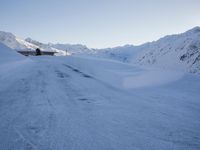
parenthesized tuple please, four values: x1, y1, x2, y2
(93, 27, 200, 74)
(0, 31, 93, 56)
(0, 27, 200, 73)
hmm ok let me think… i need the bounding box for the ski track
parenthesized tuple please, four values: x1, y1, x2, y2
(0, 57, 200, 150)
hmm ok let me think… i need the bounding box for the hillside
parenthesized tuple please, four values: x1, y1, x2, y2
(0, 31, 37, 50)
(136, 27, 200, 73)
(1, 27, 200, 73)
(94, 27, 200, 74)
(50, 43, 93, 55)
(0, 31, 67, 56)
(0, 42, 25, 64)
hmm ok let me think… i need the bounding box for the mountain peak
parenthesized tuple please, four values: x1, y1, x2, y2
(185, 26, 200, 34)
(0, 31, 16, 42)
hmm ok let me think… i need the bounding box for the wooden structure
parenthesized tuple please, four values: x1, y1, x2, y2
(17, 51, 57, 56)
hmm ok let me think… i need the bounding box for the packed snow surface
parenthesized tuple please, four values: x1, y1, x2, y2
(0, 46, 200, 150)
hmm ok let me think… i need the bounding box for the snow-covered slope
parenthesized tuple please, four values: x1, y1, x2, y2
(0, 31, 93, 56)
(93, 27, 200, 74)
(0, 30, 92, 56)
(92, 45, 141, 62)
(24, 38, 94, 55)
(136, 27, 200, 73)
(1, 27, 200, 73)
(50, 43, 93, 55)
(0, 31, 67, 56)
(25, 37, 94, 55)
(0, 55, 199, 150)
(0, 42, 25, 64)
(0, 31, 37, 50)
(25, 38, 68, 56)
(0, 42, 31, 75)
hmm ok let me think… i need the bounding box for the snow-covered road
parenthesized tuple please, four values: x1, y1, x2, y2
(0, 56, 200, 150)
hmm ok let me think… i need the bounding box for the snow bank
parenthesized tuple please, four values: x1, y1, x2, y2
(0, 42, 33, 76)
(63, 56, 125, 86)
(123, 68, 184, 89)
(62, 56, 184, 89)
(0, 43, 25, 64)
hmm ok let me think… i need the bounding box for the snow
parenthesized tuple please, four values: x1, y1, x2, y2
(0, 31, 38, 50)
(0, 27, 200, 149)
(50, 43, 93, 55)
(123, 68, 184, 89)
(91, 44, 141, 62)
(0, 48, 200, 149)
(135, 27, 200, 74)
(0, 42, 25, 64)
(1, 27, 200, 74)
(91, 27, 200, 74)
(25, 38, 69, 56)
(60, 56, 184, 89)
(0, 31, 67, 56)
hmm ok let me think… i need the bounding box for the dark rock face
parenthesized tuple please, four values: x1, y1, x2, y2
(179, 41, 200, 73)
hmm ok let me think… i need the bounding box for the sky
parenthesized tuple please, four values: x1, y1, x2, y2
(0, 0, 200, 48)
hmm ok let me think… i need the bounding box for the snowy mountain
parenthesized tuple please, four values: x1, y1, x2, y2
(1, 27, 200, 73)
(1, 28, 200, 150)
(25, 38, 94, 55)
(0, 31, 37, 50)
(0, 31, 67, 56)
(0, 31, 92, 56)
(93, 27, 200, 74)
(24, 37, 93, 55)
(24, 38, 68, 56)
(49, 43, 94, 55)
(0, 31, 93, 56)
(92, 45, 141, 62)
(136, 27, 200, 73)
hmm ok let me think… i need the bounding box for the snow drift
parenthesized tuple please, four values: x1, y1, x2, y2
(60, 56, 184, 89)
(0, 42, 25, 64)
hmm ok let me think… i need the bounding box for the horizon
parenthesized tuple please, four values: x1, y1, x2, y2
(1, 26, 199, 49)
(0, 0, 200, 48)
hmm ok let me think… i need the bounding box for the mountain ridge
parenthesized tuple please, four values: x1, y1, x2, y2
(0, 26, 200, 73)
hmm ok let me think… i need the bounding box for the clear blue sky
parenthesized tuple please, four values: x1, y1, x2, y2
(0, 0, 200, 48)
